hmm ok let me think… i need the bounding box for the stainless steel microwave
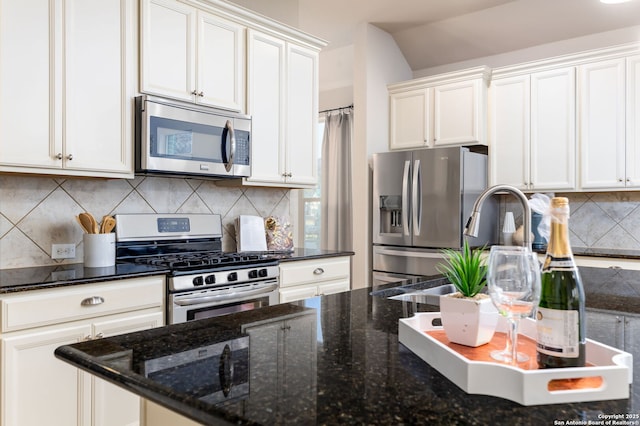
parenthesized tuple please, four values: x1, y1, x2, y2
(135, 95, 251, 179)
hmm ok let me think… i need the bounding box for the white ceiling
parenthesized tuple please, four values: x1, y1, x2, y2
(293, 0, 640, 71)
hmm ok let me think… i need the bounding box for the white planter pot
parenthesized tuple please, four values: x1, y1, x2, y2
(440, 293, 498, 347)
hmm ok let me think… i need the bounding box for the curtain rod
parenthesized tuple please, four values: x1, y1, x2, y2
(320, 104, 353, 114)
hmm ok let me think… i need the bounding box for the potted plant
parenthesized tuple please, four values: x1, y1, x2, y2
(437, 241, 498, 347)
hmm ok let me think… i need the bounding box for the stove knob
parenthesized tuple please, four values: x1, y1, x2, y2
(227, 272, 238, 282)
(193, 276, 204, 286)
(258, 268, 268, 277)
(205, 275, 216, 285)
(248, 270, 258, 279)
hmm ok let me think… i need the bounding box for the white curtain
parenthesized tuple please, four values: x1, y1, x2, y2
(321, 108, 353, 251)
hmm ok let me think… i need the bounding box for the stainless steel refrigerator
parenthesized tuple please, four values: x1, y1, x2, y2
(372, 146, 497, 284)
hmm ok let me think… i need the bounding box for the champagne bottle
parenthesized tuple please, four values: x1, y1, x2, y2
(536, 197, 586, 368)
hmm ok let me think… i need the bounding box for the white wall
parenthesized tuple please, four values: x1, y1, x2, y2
(319, 45, 354, 111)
(413, 25, 640, 78)
(350, 23, 411, 289)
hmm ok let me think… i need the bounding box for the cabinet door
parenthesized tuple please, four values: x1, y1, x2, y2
(389, 89, 430, 150)
(586, 309, 624, 350)
(489, 75, 531, 189)
(579, 59, 626, 189)
(286, 43, 318, 186)
(627, 55, 640, 189)
(141, 0, 195, 102)
(243, 320, 282, 424)
(92, 311, 164, 426)
(0, 0, 61, 169)
(282, 314, 317, 423)
(434, 79, 484, 146)
(64, 0, 135, 175)
(197, 11, 245, 112)
(1, 323, 92, 426)
(530, 67, 576, 191)
(246, 30, 286, 185)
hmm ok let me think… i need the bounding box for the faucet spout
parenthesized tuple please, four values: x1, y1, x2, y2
(464, 184, 532, 251)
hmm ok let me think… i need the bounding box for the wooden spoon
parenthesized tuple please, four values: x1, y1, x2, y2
(78, 213, 95, 234)
(100, 215, 116, 234)
(76, 214, 92, 233)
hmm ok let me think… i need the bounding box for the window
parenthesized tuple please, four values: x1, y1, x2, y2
(299, 119, 324, 249)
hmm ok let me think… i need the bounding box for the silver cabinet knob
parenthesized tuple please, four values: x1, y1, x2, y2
(198, 91, 204, 97)
(67, 154, 73, 161)
(56, 153, 63, 160)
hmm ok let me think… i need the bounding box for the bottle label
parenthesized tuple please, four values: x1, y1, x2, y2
(543, 256, 577, 272)
(536, 307, 580, 358)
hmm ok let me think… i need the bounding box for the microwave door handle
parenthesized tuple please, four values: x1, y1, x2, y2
(412, 159, 422, 236)
(221, 120, 236, 173)
(401, 160, 411, 236)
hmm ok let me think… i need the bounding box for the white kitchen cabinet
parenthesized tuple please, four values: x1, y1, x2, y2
(577, 54, 640, 190)
(243, 30, 319, 187)
(388, 67, 489, 150)
(242, 309, 317, 424)
(389, 88, 430, 150)
(140, 0, 245, 112)
(0, 0, 136, 178)
(627, 55, 640, 189)
(433, 78, 486, 146)
(279, 256, 351, 303)
(578, 58, 627, 189)
(490, 67, 576, 191)
(0, 276, 165, 426)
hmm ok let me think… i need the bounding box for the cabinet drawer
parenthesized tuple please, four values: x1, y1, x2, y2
(1, 276, 165, 332)
(279, 285, 318, 303)
(318, 279, 350, 296)
(279, 257, 350, 288)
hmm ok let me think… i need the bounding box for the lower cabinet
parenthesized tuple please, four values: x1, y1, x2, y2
(279, 256, 351, 303)
(0, 276, 165, 426)
(242, 309, 317, 424)
(587, 309, 639, 412)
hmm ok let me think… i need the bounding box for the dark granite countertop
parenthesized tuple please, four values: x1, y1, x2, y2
(0, 249, 353, 294)
(56, 266, 638, 425)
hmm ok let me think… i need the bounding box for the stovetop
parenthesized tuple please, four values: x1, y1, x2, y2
(129, 251, 275, 272)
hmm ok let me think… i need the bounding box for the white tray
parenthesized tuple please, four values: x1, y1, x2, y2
(399, 312, 633, 406)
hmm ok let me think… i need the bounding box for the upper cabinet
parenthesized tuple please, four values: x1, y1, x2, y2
(0, 0, 137, 178)
(240, 30, 320, 188)
(490, 67, 576, 191)
(388, 67, 489, 150)
(140, 0, 245, 112)
(489, 44, 640, 192)
(578, 56, 640, 190)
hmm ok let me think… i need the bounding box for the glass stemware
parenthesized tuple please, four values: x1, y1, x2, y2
(486, 246, 541, 365)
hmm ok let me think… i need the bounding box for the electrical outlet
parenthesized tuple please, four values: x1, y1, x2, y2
(52, 244, 76, 259)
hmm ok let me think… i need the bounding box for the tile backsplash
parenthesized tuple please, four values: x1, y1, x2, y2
(0, 175, 291, 269)
(502, 191, 640, 256)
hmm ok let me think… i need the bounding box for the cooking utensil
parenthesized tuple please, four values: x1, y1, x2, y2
(100, 215, 116, 234)
(76, 214, 92, 233)
(78, 212, 97, 234)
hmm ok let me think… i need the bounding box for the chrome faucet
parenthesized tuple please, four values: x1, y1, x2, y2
(464, 184, 532, 251)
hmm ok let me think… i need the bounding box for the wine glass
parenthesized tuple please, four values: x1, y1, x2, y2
(486, 246, 541, 365)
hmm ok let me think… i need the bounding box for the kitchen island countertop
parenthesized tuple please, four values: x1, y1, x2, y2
(55, 266, 639, 425)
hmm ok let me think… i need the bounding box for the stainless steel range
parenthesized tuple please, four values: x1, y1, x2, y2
(115, 214, 279, 324)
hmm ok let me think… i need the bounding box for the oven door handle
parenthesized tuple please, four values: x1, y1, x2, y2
(173, 283, 278, 306)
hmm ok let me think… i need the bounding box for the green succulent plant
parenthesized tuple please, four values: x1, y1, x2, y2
(437, 240, 487, 298)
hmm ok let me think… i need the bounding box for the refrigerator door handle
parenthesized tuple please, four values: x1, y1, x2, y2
(402, 160, 411, 236)
(412, 159, 422, 236)
(375, 248, 443, 259)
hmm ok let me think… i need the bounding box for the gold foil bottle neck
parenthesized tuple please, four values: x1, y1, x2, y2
(551, 197, 569, 208)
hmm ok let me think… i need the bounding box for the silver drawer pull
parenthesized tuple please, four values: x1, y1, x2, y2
(81, 296, 104, 306)
(313, 268, 325, 275)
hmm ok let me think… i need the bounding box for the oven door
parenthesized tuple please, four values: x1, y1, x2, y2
(136, 95, 251, 178)
(169, 279, 279, 324)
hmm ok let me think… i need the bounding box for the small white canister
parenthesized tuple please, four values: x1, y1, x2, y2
(83, 233, 116, 267)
